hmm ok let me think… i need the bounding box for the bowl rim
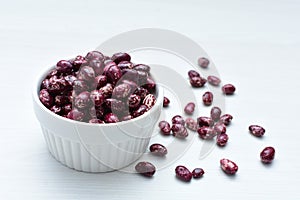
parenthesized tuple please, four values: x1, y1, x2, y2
(33, 64, 163, 127)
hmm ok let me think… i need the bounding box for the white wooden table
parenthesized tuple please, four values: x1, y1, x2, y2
(0, 0, 299, 199)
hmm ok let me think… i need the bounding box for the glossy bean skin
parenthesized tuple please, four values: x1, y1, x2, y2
(260, 147, 275, 164)
(184, 102, 195, 115)
(149, 143, 168, 156)
(197, 126, 216, 140)
(185, 118, 197, 131)
(197, 116, 214, 127)
(192, 168, 205, 178)
(198, 57, 209, 68)
(217, 133, 229, 147)
(220, 158, 238, 175)
(172, 124, 188, 138)
(163, 97, 170, 107)
(190, 76, 207, 88)
(222, 84, 236, 95)
(210, 106, 222, 121)
(249, 125, 265, 137)
(207, 75, 221, 86)
(175, 165, 192, 182)
(39, 89, 53, 108)
(219, 114, 233, 126)
(158, 121, 171, 135)
(172, 115, 185, 126)
(135, 161, 156, 177)
(202, 91, 213, 106)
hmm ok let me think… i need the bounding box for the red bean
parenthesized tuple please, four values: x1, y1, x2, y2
(67, 108, 85, 121)
(145, 77, 156, 92)
(207, 75, 221, 86)
(64, 75, 77, 86)
(104, 113, 119, 123)
(202, 91, 213, 106)
(210, 106, 222, 121)
(90, 90, 105, 107)
(85, 51, 104, 61)
(222, 84, 236, 95)
(118, 61, 134, 70)
(99, 83, 113, 98)
(143, 94, 156, 109)
(198, 57, 209, 68)
(172, 124, 188, 138)
(219, 114, 233, 126)
(188, 70, 200, 78)
(171, 115, 185, 126)
(39, 89, 53, 108)
(111, 52, 131, 64)
(149, 143, 168, 156)
(213, 122, 226, 134)
(216, 133, 229, 147)
(197, 126, 216, 140)
(220, 158, 238, 175)
(197, 116, 214, 127)
(134, 87, 149, 100)
(163, 97, 170, 107)
(135, 161, 156, 177)
(249, 125, 265, 137)
(62, 104, 72, 115)
(89, 59, 105, 75)
(260, 147, 275, 163)
(128, 94, 141, 109)
(132, 105, 148, 118)
(133, 64, 150, 72)
(112, 83, 132, 99)
(184, 102, 195, 115)
(95, 75, 107, 89)
(50, 105, 62, 115)
(78, 66, 95, 82)
(56, 60, 73, 73)
(103, 63, 122, 85)
(74, 91, 91, 109)
(72, 79, 89, 94)
(175, 165, 192, 182)
(192, 168, 205, 178)
(158, 121, 171, 135)
(72, 55, 87, 71)
(185, 118, 197, 131)
(190, 76, 207, 88)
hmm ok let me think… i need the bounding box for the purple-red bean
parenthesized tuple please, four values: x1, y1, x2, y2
(184, 102, 195, 115)
(207, 75, 221, 86)
(163, 97, 170, 107)
(249, 125, 265, 137)
(175, 165, 192, 182)
(202, 91, 213, 106)
(220, 158, 238, 175)
(192, 168, 205, 178)
(135, 161, 156, 177)
(217, 133, 229, 147)
(149, 143, 168, 156)
(260, 147, 275, 163)
(222, 84, 236, 95)
(198, 57, 209, 68)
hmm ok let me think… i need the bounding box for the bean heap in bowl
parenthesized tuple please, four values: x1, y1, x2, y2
(39, 51, 157, 124)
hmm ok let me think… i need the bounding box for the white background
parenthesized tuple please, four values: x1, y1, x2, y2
(0, 0, 299, 199)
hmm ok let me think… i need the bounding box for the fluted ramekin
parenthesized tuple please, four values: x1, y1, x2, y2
(32, 65, 163, 172)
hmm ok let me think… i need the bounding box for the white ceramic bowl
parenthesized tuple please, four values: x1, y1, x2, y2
(32, 65, 163, 173)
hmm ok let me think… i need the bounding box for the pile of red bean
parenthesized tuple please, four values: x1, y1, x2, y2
(135, 56, 275, 180)
(39, 51, 157, 123)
